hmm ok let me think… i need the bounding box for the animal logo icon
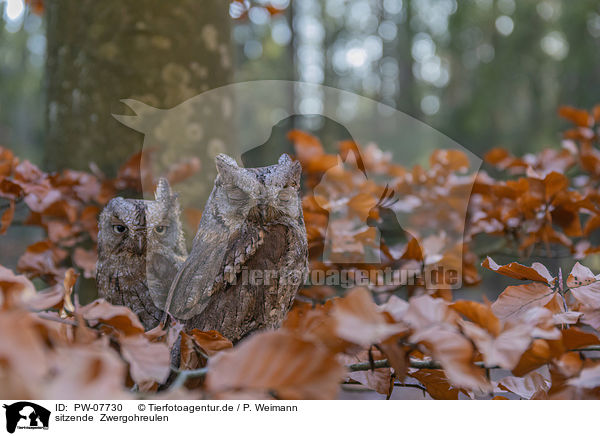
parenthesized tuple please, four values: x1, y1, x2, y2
(3, 402, 50, 433)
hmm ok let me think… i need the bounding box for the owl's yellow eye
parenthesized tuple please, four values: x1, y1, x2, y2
(113, 224, 127, 234)
(154, 225, 168, 235)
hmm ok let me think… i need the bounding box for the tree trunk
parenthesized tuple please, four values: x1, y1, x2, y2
(44, 0, 232, 176)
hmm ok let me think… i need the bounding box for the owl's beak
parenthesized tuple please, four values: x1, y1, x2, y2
(134, 235, 145, 255)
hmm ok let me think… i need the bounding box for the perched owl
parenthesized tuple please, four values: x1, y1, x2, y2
(165, 153, 308, 342)
(96, 178, 187, 330)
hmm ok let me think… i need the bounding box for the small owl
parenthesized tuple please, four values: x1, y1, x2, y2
(165, 153, 308, 342)
(96, 178, 187, 330)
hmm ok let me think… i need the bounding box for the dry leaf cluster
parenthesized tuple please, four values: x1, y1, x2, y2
(1, 104, 600, 399)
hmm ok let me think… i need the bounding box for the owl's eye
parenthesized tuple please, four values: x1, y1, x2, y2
(154, 225, 168, 235)
(227, 187, 247, 201)
(113, 224, 127, 234)
(278, 190, 292, 202)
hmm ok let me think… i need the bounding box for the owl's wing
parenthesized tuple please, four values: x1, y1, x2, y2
(165, 222, 264, 320)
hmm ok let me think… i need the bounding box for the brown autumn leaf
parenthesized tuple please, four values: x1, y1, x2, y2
(73, 247, 97, 279)
(287, 129, 325, 166)
(567, 262, 600, 309)
(185, 329, 233, 357)
(119, 334, 171, 385)
(44, 339, 131, 399)
(567, 262, 597, 287)
(567, 364, 600, 389)
(451, 300, 500, 335)
(512, 338, 564, 377)
(0, 264, 36, 309)
(581, 307, 600, 330)
(282, 301, 352, 354)
(459, 319, 532, 370)
(180, 331, 207, 371)
(60, 268, 77, 316)
(482, 257, 555, 285)
(410, 369, 462, 400)
(17, 240, 67, 283)
(24, 285, 64, 312)
(79, 299, 145, 336)
(0, 310, 49, 390)
(558, 105, 592, 127)
(341, 351, 392, 395)
(498, 372, 550, 399)
(403, 297, 492, 394)
(491, 283, 556, 321)
(561, 327, 600, 350)
(206, 330, 345, 400)
(0, 199, 15, 234)
(331, 287, 406, 347)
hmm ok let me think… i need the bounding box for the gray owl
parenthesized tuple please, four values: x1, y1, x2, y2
(96, 178, 187, 330)
(165, 153, 308, 342)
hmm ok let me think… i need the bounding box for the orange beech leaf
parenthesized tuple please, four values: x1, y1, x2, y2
(379, 295, 409, 322)
(561, 327, 600, 350)
(331, 287, 406, 347)
(498, 372, 550, 399)
(347, 193, 378, 220)
(451, 300, 500, 335)
(491, 283, 556, 321)
(287, 129, 324, 166)
(119, 334, 171, 385)
(512, 338, 564, 377)
(567, 262, 597, 287)
(581, 307, 600, 330)
(206, 330, 345, 400)
(25, 285, 64, 312)
(567, 364, 600, 389)
(482, 257, 555, 285)
(0, 264, 36, 309)
(79, 299, 145, 336)
(180, 331, 206, 372)
(17, 240, 68, 283)
(283, 301, 353, 354)
(379, 336, 408, 382)
(341, 351, 392, 395)
(429, 149, 470, 172)
(0, 199, 15, 234)
(583, 214, 600, 236)
(184, 329, 233, 357)
(410, 369, 463, 400)
(73, 247, 97, 279)
(459, 319, 532, 370)
(404, 297, 491, 393)
(0, 310, 48, 386)
(45, 339, 131, 399)
(559, 105, 592, 127)
(569, 282, 600, 309)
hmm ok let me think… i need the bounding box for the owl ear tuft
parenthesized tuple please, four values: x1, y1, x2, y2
(278, 153, 292, 165)
(155, 178, 173, 203)
(215, 154, 239, 177)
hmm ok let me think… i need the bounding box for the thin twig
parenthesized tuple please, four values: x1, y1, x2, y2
(347, 358, 495, 372)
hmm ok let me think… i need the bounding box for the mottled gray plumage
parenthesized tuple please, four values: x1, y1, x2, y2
(96, 178, 187, 330)
(165, 153, 308, 342)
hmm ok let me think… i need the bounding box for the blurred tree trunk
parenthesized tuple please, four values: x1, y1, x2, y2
(44, 0, 232, 176)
